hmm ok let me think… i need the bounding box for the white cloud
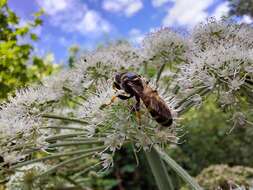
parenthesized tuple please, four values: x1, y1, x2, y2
(128, 28, 144, 45)
(36, 0, 112, 37)
(162, 0, 213, 28)
(102, 0, 143, 17)
(241, 15, 253, 24)
(211, 2, 229, 19)
(152, 0, 170, 7)
(77, 10, 111, 34)
(37, 0, 68, 15)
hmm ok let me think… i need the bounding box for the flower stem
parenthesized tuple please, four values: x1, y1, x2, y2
(47, 140, 104, 148)
(35, 152, 94, 179)
(45, 132, 88, 142)
(11, 146, 106, 169)
(144, 147, 174, 190)
(42, 126, 85, 131)
(155, 145, 203, 190)
(42, 114, 89, 124)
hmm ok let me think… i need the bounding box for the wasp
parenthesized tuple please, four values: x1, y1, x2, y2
(107, 72, 173, 127)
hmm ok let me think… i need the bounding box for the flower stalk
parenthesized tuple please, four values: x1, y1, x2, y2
(155, 145, 203, 190)
(145, 147, 174, 190)
(42, 114, 89, 124)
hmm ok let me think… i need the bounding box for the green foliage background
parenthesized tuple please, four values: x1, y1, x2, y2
(0, 0, 57, 100)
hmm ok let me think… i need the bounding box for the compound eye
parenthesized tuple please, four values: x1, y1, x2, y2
(125, 72, 138, 80)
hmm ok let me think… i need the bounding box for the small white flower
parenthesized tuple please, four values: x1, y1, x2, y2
(219, 91, 236, 106)
(232, 112, 246, 127)
(104, 133, 125, 152)
(154, 128, 179, 144)
(244, 65, 253, 73)
(76, 80, 115, 120)
(83, 125, 96, 137)
(5, 163, 48, 190)
(191, 94, 202, 108)
(229, 77, 245, 91)
(198, 72, 216, 89)
(160, 70, 176, 78)
(2, 151, 26, 165)
(100, 153, 114, 170)
(227, 112, 249, 134)
(135, 134, 153, 151)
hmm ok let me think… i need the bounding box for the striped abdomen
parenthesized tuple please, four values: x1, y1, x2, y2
(140, 87, 173, 127)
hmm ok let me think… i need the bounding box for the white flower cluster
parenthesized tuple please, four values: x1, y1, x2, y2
(5, 163, 48, 190)
(76, 42, 143, 79)
(142, 27, 189, 63)
(192, 18, 253, 50)
(0, 86, 59, 138)
(76, 81, 115, 119)
(176, 20, 253, 106)
(0, 42, 140, 154)
(0, 19, 252, 177)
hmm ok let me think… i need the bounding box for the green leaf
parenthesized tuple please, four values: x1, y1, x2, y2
(34, 9, 44, 17)
(145, 147, 174, 190)
(15, 26, 29, 36)
(0, 0, 7, 8)
(7, 11, 19, 24)
(34, 17, 43, 26)
(155, 146, 203, 190)
(30, 33, 38, 41)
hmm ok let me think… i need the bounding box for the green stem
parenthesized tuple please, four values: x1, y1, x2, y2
(176, 87, 209, 108)
(42, 114, 89, 124)
(42, 126, 85, 131)
(72, 162, 102, 179)
(156, 63, 166, 86)
(47, 140, 104, 148)
(11, 146, 106, 169)
(178, 88, 211, 115)
(144, 147, 174, 190)
(35, 152, 94, 179)
(155, 145, 203, 190)
(45, 132, 91, 142)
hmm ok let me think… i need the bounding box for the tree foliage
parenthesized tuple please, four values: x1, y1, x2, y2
(168, 99, 253, 175)
(228, 0, 253, 18)
(0, 0, 57, 99)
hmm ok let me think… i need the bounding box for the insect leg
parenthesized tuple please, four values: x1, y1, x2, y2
(134, 96, 141, 111)
(134, 96, 142, 126)
(100, 96, 118, 109)
(106, 91, 132, 106)
(100, 93, 133, 109)
(107, 96, 117, 106)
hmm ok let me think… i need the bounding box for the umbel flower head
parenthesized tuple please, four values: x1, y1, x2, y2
(0, 18, 252, 187)
(176, 19, 253, 102)
(5, 163, 48, 190)
(142, 27, 189, 65)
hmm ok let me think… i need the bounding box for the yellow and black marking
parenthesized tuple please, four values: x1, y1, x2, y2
(149, 109, 173, 127)
(141, 87, 173, 127)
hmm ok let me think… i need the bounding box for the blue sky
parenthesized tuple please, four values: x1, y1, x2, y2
(8, 0, 252, 63)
